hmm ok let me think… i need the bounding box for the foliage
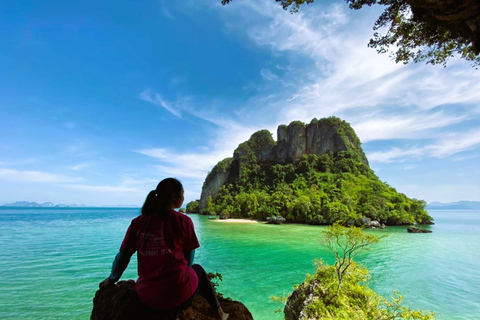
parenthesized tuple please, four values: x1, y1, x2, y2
(207, 272, 230, 300)
(205, 149, 433, 225)
(186, 200, 200, 213)
(281, 226, 434, 320)
(321, 223, 384, 292)
(381, 291, 435, 320)
(221, 0, 480, 67)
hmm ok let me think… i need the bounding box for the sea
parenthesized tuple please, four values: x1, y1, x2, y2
(0, 207, 479, 320)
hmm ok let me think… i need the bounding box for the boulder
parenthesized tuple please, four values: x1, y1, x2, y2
(219, 213, 229, 220)
(407, 226, 432, 233)
(266, 216, 286, 224)
(91, 280, 253, 320)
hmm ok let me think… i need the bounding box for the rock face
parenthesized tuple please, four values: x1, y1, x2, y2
(199, 158, 234, 210)
(91, 280, 254, 320)
(199, 117, 368, 212)
(284, 279, 321, 320)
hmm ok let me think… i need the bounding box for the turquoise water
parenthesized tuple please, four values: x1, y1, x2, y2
(0, 208, 479, 319)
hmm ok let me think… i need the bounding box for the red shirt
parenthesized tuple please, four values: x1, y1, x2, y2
(120, 209, 200, 310)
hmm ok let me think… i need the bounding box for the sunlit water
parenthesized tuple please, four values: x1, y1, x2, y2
(0, 208, 478, 319)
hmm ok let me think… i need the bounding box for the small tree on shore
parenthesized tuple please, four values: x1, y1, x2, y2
(321, 223, 384, 293)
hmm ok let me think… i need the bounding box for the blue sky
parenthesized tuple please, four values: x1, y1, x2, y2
(1, 0, 479, 206)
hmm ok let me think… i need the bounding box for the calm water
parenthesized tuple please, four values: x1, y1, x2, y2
(0, 208, 479, 320)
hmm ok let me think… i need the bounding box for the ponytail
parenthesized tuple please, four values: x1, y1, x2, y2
(141, 178, 183, 218)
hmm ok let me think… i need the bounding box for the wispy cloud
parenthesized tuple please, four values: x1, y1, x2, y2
(66, 184, 141, 193)
(70, 162, 94, 171)
(212, 0, 480, 141)
(135, 147, 233, 179)
(0, 168, 82, 183)
(160, 0, 175, 20)
(139, 88, 182, 118)
(368, 128, 480, 163)
(0, 158, 38, 166)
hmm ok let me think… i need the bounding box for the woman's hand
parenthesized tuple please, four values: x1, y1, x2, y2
(99, 278, 113, 289)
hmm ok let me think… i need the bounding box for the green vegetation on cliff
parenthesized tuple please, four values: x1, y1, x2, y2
(190, 117, 433, 225)
(202, 150, 431, 225)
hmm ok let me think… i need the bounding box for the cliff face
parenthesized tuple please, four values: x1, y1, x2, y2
(91, 280, 254, 320)
(199, 117, 367, 212)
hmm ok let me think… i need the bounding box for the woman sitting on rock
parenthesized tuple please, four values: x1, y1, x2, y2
(100, 178, 228, 320)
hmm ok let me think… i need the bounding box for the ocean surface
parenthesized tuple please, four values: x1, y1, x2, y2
(0, 207, 479, 320)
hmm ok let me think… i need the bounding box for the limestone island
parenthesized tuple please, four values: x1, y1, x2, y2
(186, 117, 433, 227)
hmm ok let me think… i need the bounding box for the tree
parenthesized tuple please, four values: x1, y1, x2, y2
(320, 223, 384, 293)
(280, 224, 434, 319)
(222, 0, 480, 67)
(186, 200, 200, 213)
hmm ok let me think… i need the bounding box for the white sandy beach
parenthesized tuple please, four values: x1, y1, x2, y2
(213, 218, 259, 223)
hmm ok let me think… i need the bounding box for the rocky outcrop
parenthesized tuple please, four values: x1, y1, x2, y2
(199, 158, 234, 211)
(284, 279, 321, 320)
(407, 226, 433, 233)
(355, 218, 386, 229)
(199, 117, 368, 212)
(91, 280, 253, 320)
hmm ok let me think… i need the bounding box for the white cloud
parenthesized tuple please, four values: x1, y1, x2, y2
(429, 129, 480, 158)
(139, 88, 182, 118)
(134, 148, 233, 180)
(0, 158, 38, 166)
(352, 109, 468, 142)
(70, 163, 94, 171)
(260, 68, 279, 81)
(160, 0, 175, 20)
(135, 148, 168, 159)
(213, 0, 480, 143)
(368, 128, 480, 163)
(66, 184, 141, 193)
(0, 168, 82, 183)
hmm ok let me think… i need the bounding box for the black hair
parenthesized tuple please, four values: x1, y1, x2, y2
(141, 178, 183, 218)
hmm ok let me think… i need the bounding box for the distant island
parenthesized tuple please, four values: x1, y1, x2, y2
(2, 201, 87, 207)
(1, 201, 140, 208)
(427, 201, 480, 210)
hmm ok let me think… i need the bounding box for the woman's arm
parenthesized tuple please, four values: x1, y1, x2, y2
(99, 251, 133, 288)
(184, 250, 195, 267)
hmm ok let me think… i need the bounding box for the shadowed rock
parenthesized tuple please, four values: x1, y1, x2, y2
(91, 280, 253, 320)
(407, 226, 432, 233)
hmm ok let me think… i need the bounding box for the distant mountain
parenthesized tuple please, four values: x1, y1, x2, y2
(2, 201, 86, 207)
(427, 201, 480, 210)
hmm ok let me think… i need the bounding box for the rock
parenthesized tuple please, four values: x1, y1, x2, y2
(199, 158, 234, 211)
(266, 216, 286, 224)
(219, 213, 229, 220)
(358, 217, 371, 227)
(407, 226, 432, 233)
(284, 278, 321, 320)
(370, 220, 381, 228)
(91, 280, 253, 320)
